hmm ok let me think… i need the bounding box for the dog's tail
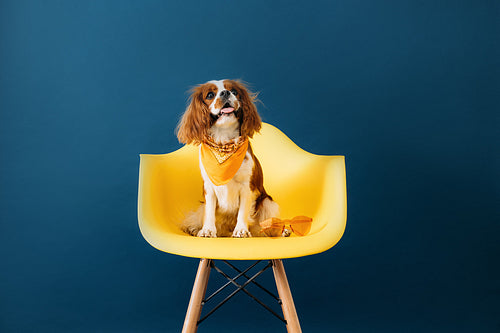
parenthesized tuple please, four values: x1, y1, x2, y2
(249, 198, 280, 236)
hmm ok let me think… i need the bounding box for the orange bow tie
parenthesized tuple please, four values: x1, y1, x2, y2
(259, 216, 313, 237)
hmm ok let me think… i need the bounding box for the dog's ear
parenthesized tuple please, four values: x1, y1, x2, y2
(176, 85, 211, 144)
(233, 80, 261, 139)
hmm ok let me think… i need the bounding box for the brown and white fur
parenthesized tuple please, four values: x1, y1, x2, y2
(176, 79, 279, 238)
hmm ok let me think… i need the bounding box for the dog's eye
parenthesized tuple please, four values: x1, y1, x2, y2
(231, 89, 238, 96)
(206, 92, 215, 100)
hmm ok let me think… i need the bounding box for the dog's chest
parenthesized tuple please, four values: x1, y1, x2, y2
(201, 152, 254, 212)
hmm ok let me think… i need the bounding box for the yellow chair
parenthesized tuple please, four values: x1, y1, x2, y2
(138, 123, 347, 332)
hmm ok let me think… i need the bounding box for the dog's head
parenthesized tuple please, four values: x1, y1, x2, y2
(176, 79, 261, 144)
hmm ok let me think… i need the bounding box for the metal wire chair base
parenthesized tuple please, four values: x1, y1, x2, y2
(197, 260, 287, 326)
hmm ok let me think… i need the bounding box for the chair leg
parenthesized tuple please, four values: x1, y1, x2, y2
(272, 259, 302, 333)
(182, 259, 212, 333)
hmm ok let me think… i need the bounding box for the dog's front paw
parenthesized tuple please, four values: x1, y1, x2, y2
(281, 228, 291, 237)
(232, 227, 252, 238)
(197, 227, 217, 238)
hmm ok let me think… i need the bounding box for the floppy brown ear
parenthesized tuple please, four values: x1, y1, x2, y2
(234, 80, 261, 139)
(176, 86, 211, 144)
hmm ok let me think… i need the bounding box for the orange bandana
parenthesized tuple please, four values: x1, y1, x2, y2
(200, 136, 249, 186)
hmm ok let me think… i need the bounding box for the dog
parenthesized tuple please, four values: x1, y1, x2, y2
(176, 79, 280, 238)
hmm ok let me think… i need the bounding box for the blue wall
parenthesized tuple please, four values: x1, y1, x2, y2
(1, 1, 498, 332)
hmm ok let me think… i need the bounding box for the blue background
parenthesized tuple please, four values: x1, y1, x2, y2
(1, 1, 498, 332)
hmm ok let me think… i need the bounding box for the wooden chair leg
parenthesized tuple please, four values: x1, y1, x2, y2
(272, 259, 302, 333)
(182, 259, 212, 333)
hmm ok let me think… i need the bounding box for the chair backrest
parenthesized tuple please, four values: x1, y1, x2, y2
(138, 123, 346, 238)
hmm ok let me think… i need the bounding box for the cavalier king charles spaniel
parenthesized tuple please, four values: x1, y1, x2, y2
(176, 79, 280, 238)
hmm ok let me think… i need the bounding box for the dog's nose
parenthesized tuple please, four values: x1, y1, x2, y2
(219, 90, 230, 99)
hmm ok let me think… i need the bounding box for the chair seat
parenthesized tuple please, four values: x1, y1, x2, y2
(138, 123, 347, 260)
